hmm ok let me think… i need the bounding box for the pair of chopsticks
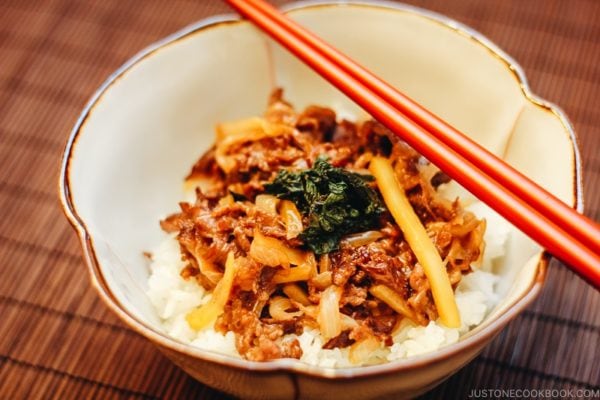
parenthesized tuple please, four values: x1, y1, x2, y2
(225, 0, 600, 288)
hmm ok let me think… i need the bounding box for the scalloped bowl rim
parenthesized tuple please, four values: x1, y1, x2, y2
(58, 0, 581, 380)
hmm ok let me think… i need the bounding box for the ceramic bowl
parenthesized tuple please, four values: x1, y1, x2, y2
(59, 1, 581, 399)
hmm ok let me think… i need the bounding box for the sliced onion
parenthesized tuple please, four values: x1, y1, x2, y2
(216, 194, 234, 208)
(318, 253, 331, 273)
(300, 305, 318, 319)
(349, 335, 381, 365)
(280, 200, 303, 239)
(273, 262, 315, 284)
(473, 219, 487, 265)
(448, 212, 480, 237)
(345, 167, 371, 175)
(269, 296, 303, 321)
(282, 283, 311, 306)
(183, 176, 214, 194)
(341, 230, 384, 247)
(196, 256, 223, 286)
(214, 117, 290, 173)
(311, 271, 332, 290)
(317, 286, 343, 340)
(216, 116, 266, 141)
(249, 230, 306, 268)
(255, 194, 279, 216)
(340, 314, 359, 330)
(272, 251, 316, 284)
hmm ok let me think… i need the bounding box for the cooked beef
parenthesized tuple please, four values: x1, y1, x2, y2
(216, 298, 303, 361)
(296, 105, 337, 141)
(332, 242, 410, 298)
(323, 330, 355, 350)
(340, 284, 368, 307)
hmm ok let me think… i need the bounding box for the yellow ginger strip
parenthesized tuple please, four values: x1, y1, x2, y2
(186, 252, 237, 330)
(369, 285, 416, 323)
(369, 156, 460, 328)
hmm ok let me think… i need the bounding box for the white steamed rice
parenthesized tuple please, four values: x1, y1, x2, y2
(147, 197, 510, 367)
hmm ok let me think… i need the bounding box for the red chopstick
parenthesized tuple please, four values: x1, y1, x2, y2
(238, 0, 600, 256)
(225, 0, 600, 288)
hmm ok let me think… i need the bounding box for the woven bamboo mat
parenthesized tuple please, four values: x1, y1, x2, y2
(0, 0, 598, 398)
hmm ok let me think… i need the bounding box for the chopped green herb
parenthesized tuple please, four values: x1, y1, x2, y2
(265, 157, 386, 254)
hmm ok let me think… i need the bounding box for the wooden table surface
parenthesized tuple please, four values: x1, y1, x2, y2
(0, 0, 598, 398)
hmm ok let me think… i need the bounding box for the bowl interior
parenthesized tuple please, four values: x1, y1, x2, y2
(66, 3, 576, 355)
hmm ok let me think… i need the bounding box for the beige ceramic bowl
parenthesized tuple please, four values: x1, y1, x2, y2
(59, 1, 581, 399)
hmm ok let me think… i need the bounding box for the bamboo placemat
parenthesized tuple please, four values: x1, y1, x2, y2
(0, 0, 598, 398)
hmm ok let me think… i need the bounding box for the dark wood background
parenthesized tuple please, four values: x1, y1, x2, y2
(0, 0, 598, 398)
